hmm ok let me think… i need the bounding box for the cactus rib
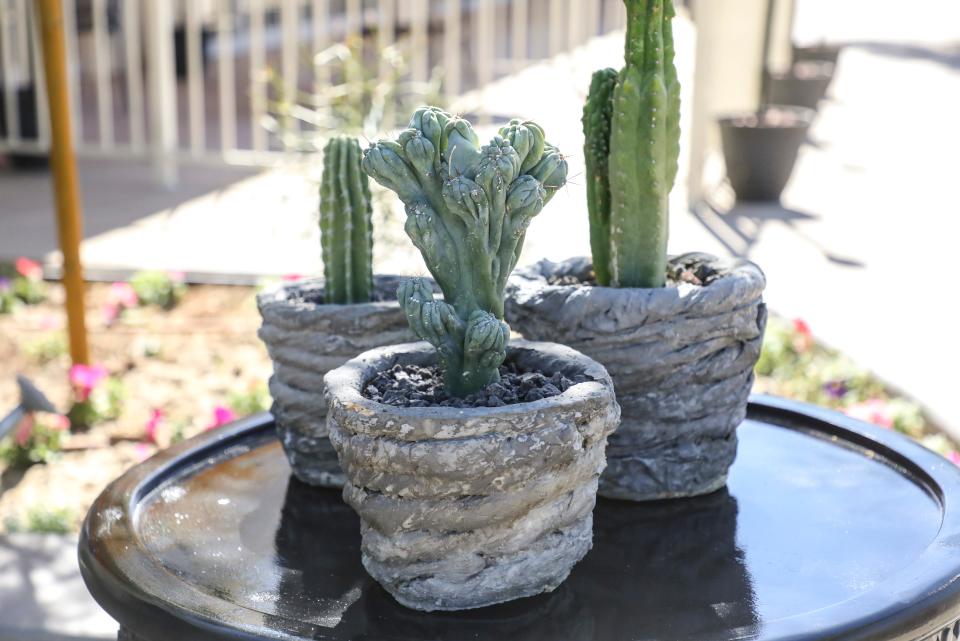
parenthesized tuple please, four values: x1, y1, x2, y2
(319, 136, 374, 304)
(582, 68, 618, 286)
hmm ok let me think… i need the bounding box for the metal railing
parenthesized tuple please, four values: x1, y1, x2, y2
(0, 0, 626, 183)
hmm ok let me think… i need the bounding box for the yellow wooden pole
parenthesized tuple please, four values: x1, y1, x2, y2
(36, 0, 89, 365)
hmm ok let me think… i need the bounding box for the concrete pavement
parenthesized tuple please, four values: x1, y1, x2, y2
(0, 535, 115, 640)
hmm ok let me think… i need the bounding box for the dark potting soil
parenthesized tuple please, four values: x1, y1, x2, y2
(545, 259, 723, 288)
(363, 362, 589, 408)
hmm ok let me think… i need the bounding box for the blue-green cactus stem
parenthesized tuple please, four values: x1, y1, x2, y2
(363, 107, 568, 396)
(320, 136, 374, 304)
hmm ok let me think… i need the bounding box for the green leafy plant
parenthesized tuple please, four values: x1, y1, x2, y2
(265, 37, 445, 150)
(0, 282, 18, 314)
(130, 271, 187, 310)
(0, 413, 69, 468)
(0, 258, 47, 311)
(363, 107, 568, 396)
(228, 383, 272, 416)
(320, 136, 374, 304)
(24, 332, 68, 364)
(583, 0, 681, 288)
(66, 365, 126, 430)
(4, 505, 75, 534)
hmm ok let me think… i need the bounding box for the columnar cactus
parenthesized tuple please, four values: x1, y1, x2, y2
(320, 136, 374, 304)
(583, 0, 681, 288)
(362, 107, 568, 396)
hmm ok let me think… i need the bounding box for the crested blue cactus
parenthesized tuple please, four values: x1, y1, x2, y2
(362, 107, 568, 396)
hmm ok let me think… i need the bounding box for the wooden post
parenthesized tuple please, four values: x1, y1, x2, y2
(36, 0, 89, 365)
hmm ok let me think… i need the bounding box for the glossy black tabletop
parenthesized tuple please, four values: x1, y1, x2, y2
(80, 397, 960, 641)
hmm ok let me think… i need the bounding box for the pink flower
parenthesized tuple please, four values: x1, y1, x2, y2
(207, 405, 236, 430)
(843, 399, 894, 429)
(133, 442, 154, 462)
(144, 409, 164, 444)
(281, 273, 304, 282)
(14, 414, 35, 446)
(102, 302, 121, 325)
(50, 414, 70, 431)
(69, 364, 108, 402)
(948, 451, 960, 466)
(38, 315, 61, 330)
(793, 318, 812, 337)
(108, 282, 139, 308)
(14, 257, 43, 281)
(167, 271, 186, 283)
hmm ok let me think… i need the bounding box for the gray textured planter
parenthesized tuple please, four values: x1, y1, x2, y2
(506, 253, 766, 502)
(324, 340, 620, 611)
(256, 275, 414, 487)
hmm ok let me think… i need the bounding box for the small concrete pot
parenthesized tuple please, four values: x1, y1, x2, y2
(256, 275, 414, 487)
(506, 254, 766, 502)
(324, 340, 620, 611)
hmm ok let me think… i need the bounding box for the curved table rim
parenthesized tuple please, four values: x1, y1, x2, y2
(79, 396, 960, 641)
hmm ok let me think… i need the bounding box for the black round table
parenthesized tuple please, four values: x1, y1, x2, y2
(80, 396, 960, 641)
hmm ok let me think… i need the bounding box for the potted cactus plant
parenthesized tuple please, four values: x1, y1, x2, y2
(323, 107, 621, 611)
(506, 0, 767, 502)
(257, 136, 415, 487)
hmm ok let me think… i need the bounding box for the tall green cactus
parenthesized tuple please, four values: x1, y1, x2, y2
(583, 0, 681, 288)
(363, 107, 568, 396)
(320, 136, 374, 304)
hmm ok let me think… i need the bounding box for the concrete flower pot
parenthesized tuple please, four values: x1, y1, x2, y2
(506, 254, 766, 502)
(324, 340, 620, 611)
(256, 275, 414, 487)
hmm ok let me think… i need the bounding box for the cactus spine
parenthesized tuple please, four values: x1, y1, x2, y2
(363, 107, 568, 396)
(320, 136, 374, 304)
(583, 0, 681, 288)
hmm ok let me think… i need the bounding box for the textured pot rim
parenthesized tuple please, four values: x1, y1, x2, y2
(256, 274, 409, 314)
(324, 339, 615, 427)
(510, 253, 765, 317)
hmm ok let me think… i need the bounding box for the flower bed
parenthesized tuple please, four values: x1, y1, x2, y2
(0, 269, 273, 533)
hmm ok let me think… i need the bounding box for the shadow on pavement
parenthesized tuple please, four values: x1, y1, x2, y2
(690, 198, 866, 269)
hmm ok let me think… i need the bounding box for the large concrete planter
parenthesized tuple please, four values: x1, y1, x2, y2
(324, 340, 620, 611)
(256, 275, 414, 487)
(506, 253, 766, 502)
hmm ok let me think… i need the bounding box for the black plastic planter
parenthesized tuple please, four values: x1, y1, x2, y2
(719, 105, 815, 202)
(766, 61, 836, 110)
